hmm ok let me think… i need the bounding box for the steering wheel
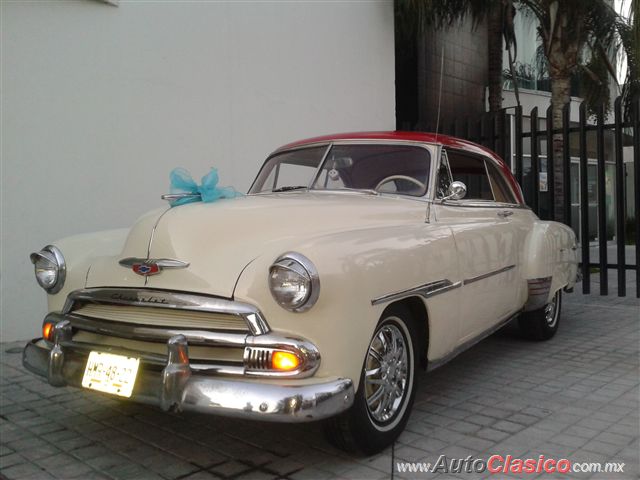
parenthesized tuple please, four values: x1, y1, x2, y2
(374, 175, 426, 193)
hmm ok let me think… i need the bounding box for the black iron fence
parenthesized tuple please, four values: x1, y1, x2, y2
(413, 96, 639, 298)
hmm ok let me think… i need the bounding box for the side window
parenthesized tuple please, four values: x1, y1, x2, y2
(485, 161, 518, 204)
(447, 151, 493, 200)
(435, 153, 452, 198)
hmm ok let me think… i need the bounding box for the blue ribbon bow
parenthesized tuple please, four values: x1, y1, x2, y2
(169, 167, 242, 207)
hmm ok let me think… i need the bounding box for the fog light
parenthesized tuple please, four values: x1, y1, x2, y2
(272, 351, 300, 371)
(43, 322, 56, 342)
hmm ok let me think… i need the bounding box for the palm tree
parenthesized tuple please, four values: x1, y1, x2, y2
(397, 0, 630, 222)
(618, 0, 639, 120)
(518, 0, 622, 221)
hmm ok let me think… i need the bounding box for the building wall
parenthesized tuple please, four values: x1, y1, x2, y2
(417, 19, 489, 126)
(1, 1, 395, 341)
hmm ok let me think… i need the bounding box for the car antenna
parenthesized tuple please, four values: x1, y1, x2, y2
(434, 43, 445, 144)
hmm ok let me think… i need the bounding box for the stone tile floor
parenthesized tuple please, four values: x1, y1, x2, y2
(1, 272, 638, 479)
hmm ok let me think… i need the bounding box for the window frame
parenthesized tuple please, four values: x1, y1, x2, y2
(435, 150, 454, 199)
(440, 148, 524, 208)
(249, 140, 437, 201)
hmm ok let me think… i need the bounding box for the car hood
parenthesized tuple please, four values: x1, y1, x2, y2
(86, 192, 427, 297)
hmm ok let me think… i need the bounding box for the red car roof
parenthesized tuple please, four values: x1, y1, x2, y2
(278, 131, 524, 204)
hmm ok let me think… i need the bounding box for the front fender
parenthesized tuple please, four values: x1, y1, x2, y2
(41, 228, 130, 312)
(233, 223, 461, 389)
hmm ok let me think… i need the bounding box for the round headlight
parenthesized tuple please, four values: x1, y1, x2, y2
(268, 252, 320, 312)
(30, 245, 66, 294)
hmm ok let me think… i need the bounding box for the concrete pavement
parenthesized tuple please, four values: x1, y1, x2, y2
(1, 272, 638, 479)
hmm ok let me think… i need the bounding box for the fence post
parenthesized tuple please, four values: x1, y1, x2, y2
(531, 107, 540, 214)
(562, 104, 571, 228)
(489, 112, 498, 152)
(500, 109, 509, 162)
(579, 102, 590, 294)
(634, 97, 640, 298)
(614, 97, 626, 296)
(596, 105, 608, 295)
(515, 106, 523, 188)
(546, 105, 554, 221)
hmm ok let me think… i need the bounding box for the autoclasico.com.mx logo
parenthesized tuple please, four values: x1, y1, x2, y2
(396, 454, 626, 475)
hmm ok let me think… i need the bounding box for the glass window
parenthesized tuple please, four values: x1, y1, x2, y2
(485, 160, 517, 204)
(435, 153, 452, 198)
(446, 151, 493, 200)
(250, 146, 327, 193)
(250, 143, 431, 197)
(312, 144, 430, 197)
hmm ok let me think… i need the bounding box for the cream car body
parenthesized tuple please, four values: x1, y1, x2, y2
(24, 132, 578, 454)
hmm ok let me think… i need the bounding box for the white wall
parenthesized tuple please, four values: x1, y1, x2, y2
(1, 1, 395, 341)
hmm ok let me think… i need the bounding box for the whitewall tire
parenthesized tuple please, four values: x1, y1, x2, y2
(323, 304, 419, 454)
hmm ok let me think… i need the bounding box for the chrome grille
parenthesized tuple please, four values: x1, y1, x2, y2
(72, 304, 249, 332)
(63, 288, 270, 336)
(244, 347, 273, 370)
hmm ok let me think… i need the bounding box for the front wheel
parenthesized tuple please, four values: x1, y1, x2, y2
(518, 289, 562, 341)
(323, 305, 419, 455)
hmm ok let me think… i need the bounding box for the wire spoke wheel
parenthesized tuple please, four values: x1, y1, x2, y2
(323, 305, 418, 454)
(519, 289, 562, 341)
(545, 291, 560, 327)
(364, 322, 409, 424)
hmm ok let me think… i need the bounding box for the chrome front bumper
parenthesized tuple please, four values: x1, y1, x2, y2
(22, 336, 354, 422)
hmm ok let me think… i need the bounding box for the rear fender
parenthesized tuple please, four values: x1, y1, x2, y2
(522, 221, 578, 310)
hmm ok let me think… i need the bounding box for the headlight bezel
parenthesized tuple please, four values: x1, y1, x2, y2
(30, 245, 66, 294)
(268, 252, 320, 312)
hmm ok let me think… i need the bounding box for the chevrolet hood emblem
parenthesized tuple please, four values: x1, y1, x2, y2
(118, 257, 189, 277)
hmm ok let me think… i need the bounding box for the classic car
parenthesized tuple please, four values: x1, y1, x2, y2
(23, 131, 579, 454)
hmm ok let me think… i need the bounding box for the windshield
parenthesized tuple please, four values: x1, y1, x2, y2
(249, 144, 431, 197)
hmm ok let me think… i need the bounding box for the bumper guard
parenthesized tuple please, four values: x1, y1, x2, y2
(22, 320, 354, 422)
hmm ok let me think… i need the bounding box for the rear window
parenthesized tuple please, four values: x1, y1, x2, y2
(447, 152, 493, 200)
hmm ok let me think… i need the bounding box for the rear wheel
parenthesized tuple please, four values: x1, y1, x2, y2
(518, 289, 562, 341)
(323, 305, 419, 455)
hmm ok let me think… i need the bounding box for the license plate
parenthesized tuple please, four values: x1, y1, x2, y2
(82, 351, 140, 398)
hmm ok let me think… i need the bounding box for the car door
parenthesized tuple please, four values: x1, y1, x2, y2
(433, 149, 521, 344)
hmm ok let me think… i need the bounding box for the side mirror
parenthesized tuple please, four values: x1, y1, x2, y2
(441, 181, 467, 202)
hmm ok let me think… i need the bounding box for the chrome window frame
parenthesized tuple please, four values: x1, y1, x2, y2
(484, 157, 520, 205)
(249, 139, 439, 203)
(434, 148, 454, 200)
(440, 147, 526, 209)
(247, 143, 331, 195)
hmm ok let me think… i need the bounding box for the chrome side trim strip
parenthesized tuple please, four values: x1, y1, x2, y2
(371, 279, 461, 306)
(63, 288, 271, 336)
(463, 264, 515, 286)
(427, 312, 518, 371)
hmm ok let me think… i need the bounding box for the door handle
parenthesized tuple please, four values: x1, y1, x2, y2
(497, 210, 513, 218)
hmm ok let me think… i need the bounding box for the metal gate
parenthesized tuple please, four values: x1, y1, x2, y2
(414, 96, 639, 298)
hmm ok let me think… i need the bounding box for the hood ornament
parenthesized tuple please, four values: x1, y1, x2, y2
(119, 257, 189, 277)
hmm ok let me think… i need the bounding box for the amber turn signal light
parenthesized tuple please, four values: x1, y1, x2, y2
(271, 351, 300, 371)
(42, 322, 55, 342)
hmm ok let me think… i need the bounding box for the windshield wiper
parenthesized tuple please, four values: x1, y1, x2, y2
(272, 186, 308, 193)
